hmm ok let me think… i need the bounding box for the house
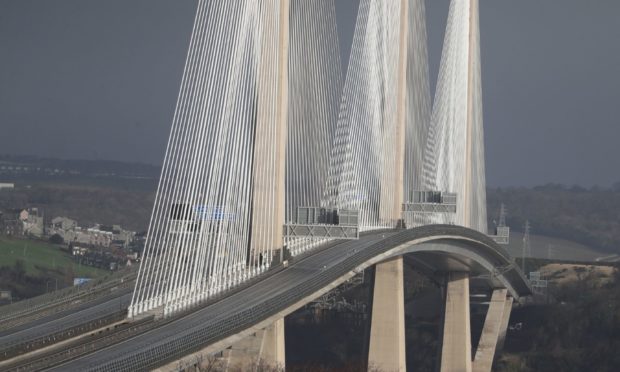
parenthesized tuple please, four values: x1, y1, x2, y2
(23, 208, 44, 237)
(51, 217, 78, 231)
(18, 209, 28, 221)
(72, 246, 89, 256)
(0, 290, 12, 305)
(0, 209, 24, 236)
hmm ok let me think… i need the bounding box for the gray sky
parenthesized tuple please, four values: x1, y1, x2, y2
(0, 0, 618, 187)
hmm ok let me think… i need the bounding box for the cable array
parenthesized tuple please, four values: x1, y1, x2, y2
(403, 0, 434, 228)
(322, 0, 403, 231)
(130, 0, 285, 317)
(427, 0, 487, 231)
(285, 0, 343, 255)
(129, 0, 488, 317)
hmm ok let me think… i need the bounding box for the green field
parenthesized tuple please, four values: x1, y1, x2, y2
(0, 236, 107, 278)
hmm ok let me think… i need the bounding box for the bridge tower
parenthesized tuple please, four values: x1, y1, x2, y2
(368, 0, 409, 370)
(249, 0, 290, 368)
(251, 0, 289, 275)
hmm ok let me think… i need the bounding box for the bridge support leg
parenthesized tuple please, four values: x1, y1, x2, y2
(496, 296, 513, 352)
(440, 271, 472, 372)
(261, 318, 286, 369)
(368, 256, 406, 371)
(223, 318, 285, 371)
(250, 0, 289, 266)
(224, 331, 266, 371)
(472, 289, 508, 372)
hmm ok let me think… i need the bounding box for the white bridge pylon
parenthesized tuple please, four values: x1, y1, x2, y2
(129, 0, 486, 318)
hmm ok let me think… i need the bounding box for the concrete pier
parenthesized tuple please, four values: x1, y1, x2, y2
(440, 271, 472, 372)
(368, 256, 406, 372)
(472, 289, 508, 372)
(261, 318, 286, 369)
(497, 296, 513, 352)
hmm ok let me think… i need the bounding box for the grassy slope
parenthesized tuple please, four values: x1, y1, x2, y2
(0, 236, 106, 278)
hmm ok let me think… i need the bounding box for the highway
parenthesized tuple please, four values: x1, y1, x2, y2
(0, 290, 131, 355)
(45, 225, 529, 371)
(0, 289, 131, 339)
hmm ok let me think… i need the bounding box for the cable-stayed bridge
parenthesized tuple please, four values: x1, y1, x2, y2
(0, 0, 530, 371)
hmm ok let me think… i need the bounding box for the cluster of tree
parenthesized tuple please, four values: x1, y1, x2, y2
(498, 267, 620, 371)
(487, 184, 620, 253)
(196, 356, 383, 372)
(0, 260, 74, 300)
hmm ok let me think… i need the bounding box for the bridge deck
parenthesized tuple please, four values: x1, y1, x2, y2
(47, 225, 529, 371)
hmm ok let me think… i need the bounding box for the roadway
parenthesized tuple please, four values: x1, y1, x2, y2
(0, 290, 131, 352)
(48, 225, 529, 371)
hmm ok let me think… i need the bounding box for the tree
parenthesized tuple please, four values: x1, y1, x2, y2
(13, 259, 26, 279)
(49, 233, 64, 245)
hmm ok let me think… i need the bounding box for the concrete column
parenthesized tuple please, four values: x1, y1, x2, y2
(380, 0, 408, 224)
(463, 0, 479, 229)
(440, 271, 472, 372)
(272, 0, 289, 262)
(261, 318, 286, 369)
(250, 0, 289, 263)
(393, 0, 409, 219)
(368, 256, 406, 372)
(496, 296, 513, 351)
(472, 289, 507, 372)
(225, 331, 265, 371)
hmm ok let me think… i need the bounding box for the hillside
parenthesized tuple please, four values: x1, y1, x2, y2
(487, 184, 620, 254)
(2, 156, 620, 255)
(0, 236, 107, 299)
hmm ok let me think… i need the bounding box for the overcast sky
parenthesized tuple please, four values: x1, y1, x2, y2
(0, 0, 618, 187)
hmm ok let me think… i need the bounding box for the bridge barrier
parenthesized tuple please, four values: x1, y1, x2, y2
(0, 310, 127, 361)
(2, 315, 156, 372)
(0, 267, 137, 333)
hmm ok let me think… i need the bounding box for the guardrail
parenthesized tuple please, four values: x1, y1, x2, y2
(0, 311, 127, 361)
(0, 267, 137, 333)
(2, 315, 155, 372)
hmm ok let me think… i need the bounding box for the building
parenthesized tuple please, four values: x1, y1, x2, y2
(0, 183, 14, 190)
(0, 209, 24, 236)
(22, 208, 44, 237)
(72, 246, 89, 256)
(51, 216, 78, 231)
(0, 290, 12, 305)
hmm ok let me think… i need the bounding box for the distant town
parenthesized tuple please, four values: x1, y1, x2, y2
(0, 204, 144, 272)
